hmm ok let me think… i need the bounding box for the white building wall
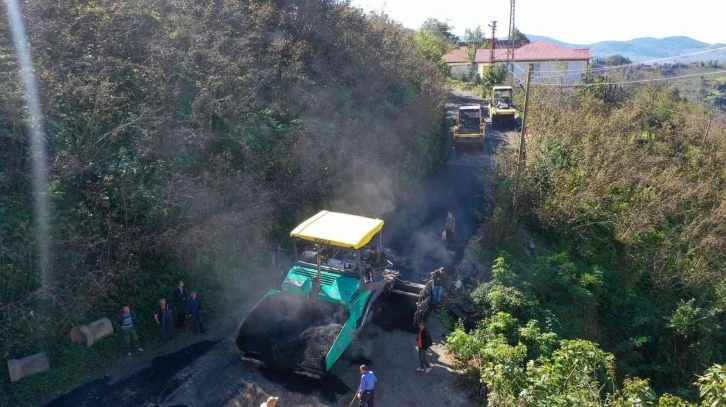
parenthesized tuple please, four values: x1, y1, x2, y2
(450, 64, 473, 78)
(473, 60, 589, 84)
(512, 60, 589, 84)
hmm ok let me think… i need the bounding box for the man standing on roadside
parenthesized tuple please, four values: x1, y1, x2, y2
(444, 211, 456, 247)
(173, 280, 187, 329)
(118, 306, 144, 356)
(430, 267, 446, 306)
(154, 298, 174, 342)
(186, 291, 206, 335)
(357, 364, 376, 407)
(416, 320, 432, 373)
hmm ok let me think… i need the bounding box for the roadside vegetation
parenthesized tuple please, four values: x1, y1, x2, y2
(0, 1, 449, 405)
(447, 73, 726, 405)
(588, 57, 726, 111)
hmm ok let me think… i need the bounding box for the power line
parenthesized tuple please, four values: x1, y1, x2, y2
(530, 69, 726, 87)
(529, 46, 726, 78)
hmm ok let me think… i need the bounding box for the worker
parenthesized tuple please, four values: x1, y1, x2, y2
(444, 211, 456, 247)
(430, 267, 446, 306)
(186, 291, 206, 334)
(357, 364, 376, 407)
(416, 320, 433, 373)
(363, 267, 374, 283)
(154, 299, 174, 342)
(117, 306, 143, 356)
(368, 246, 387, 269)
(272, 241, 288, 275)
(173, 280, 188, 329)
(260, 396, 279, 407)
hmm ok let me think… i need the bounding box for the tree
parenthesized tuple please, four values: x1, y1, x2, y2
(511, 27, 530, 44)
(414, 29, 455, 75)
(465, 25, 485, 77)
(465, 25, 485, 62)
(482, 64, 508, 89)
(605, 54, 632, 66)
(420, 18, 458, 44)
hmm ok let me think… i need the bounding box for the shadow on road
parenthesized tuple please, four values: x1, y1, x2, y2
(46, 340, 218, 407)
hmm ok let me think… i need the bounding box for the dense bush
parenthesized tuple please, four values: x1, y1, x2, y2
(0, 0, 448, 402)
(455, 77, 726, 403)
(447, 256, 726, 406)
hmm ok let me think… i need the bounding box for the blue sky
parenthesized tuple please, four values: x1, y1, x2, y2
(349, 0, 726, 45)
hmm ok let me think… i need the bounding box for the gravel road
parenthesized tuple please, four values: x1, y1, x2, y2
(45, 90, 517, 407)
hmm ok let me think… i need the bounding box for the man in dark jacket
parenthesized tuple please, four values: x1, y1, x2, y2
(173, 280, 187, 328)
(118, 306, 143, 356)
(186, 291, 206, 334)
(154, 299, 174, 342)
(416, 321, 433, 373)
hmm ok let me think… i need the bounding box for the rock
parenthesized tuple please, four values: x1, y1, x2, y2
(70, 318, 114, 347)
(456, 250, 484, 280)
(7, 352, 50, 382)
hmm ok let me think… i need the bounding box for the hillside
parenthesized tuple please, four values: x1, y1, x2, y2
(0, 1, 449, 404)
(527, 34, 726, 63)
(446, 72, 726, 405)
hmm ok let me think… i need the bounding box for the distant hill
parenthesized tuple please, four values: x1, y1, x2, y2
(526, 35, 726, 63)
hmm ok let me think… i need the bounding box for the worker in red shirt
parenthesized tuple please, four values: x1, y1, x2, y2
(416, 320, 433, 373)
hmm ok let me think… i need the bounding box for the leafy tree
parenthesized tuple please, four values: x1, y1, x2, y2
(605, 54, 633, 66)
(415, 22, 456, 75)
(511, 27, 530, 44)
(695, 364, 726, 406)
(420, 18, 458, 44)
(521, 340, 614, 405)
(465, 25, 485, 73)
(481, 64, 509, 94)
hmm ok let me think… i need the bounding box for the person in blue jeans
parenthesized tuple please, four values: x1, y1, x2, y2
(430, 267, 446, 306)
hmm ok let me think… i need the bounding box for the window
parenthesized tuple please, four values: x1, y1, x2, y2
(532, 63, 541, 77)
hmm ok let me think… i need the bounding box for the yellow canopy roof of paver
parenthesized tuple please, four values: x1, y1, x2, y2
(290, 210, 384, 250)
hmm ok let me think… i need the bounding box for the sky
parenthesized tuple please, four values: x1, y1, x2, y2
(348, 0, 726, 45)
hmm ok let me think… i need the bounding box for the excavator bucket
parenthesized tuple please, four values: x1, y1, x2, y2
(234, 290, 349, 378)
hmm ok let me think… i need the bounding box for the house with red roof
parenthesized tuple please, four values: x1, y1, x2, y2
(444, 40, 592, 83)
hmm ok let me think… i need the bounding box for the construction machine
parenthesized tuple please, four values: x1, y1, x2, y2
(489, 86, 516, 127)
(453, 105, 485, 147)
(234, 210, 425, 378)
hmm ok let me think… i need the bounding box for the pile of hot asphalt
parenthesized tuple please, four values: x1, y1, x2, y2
(236, 292, 347, 372)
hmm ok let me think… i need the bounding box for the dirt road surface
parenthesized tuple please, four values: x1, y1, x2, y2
(45, 90, 517, 407)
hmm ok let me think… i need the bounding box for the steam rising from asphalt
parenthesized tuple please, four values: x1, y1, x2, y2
(5, 0, 51, 277)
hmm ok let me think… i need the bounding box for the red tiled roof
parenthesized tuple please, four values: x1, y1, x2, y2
(443, 40, 591, 64)
(513, 40, 591, 61)
(443, 47, 470, 63)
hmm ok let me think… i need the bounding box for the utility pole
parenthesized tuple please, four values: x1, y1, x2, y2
(507, 0, 516, 76)
(512, 65, 532, 214)
(488, 21, 497, 65)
